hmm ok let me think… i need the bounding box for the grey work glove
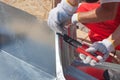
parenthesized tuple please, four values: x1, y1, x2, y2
(79, 39, 115, 66)
(47, 0, 78, 33)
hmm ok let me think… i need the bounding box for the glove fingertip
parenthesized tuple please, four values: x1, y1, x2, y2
(97, 56, 103, 62)
(86, 47, 96, 53)
(90, 60, 97, 66)
(79, 54, 86, 60)
(83, 56, 92, 64)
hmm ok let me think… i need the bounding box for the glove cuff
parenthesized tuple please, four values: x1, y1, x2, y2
(102, 39, 115, 53)
(72, 13, 79, 24)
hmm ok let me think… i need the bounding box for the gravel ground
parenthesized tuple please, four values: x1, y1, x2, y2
(0, 0, 53, 20)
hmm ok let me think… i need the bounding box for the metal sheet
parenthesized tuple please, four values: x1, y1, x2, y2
(0, 2, 56, 80)
(0, 2, 108, 80)
(58, 25, 97, 80)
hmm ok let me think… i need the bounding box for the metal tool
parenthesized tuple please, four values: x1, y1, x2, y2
(57, 33, 103, 62)
(57, 33, 120, 70)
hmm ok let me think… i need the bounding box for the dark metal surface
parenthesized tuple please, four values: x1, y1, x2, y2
(0, 2, 56, 80)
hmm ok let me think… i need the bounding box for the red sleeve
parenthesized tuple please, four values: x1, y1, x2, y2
(76, 3, 100, 13)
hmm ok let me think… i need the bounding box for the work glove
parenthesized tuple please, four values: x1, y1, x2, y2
(47, 0, 78, 33)
(79, 39, 115, 66)
(47, 8, 64, 33)
(71, 12, 79, 24)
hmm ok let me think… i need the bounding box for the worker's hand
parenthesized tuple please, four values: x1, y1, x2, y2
(71, 13, 79, 24)
(47, 7, 65, 33)
(79, 39, 115, 66)
(48, 0, 78, 33)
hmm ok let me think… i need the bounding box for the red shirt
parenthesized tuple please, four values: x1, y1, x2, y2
(77, 3, 120, 50)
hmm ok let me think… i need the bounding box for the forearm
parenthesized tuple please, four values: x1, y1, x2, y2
(77, 2, 118, 23)
(108, 25, 120, 47)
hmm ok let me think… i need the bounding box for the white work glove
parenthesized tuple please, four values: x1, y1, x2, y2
(47, 0, 78, 33)
(79, 39, 115, 66)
